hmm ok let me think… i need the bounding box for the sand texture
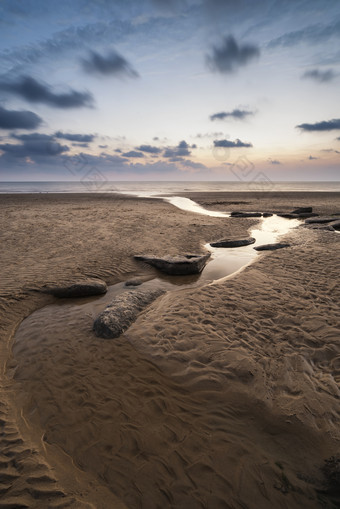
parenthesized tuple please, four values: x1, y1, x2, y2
(1, 192, 340, 508)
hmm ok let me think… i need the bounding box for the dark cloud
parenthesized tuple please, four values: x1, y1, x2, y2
(136, 144, 162, 154)
(214, 138, 253, 148)
(81, 50, 138, 77)
(0, 138, 69, 158)
(122, 150, 144, 158)
(0, 76, 93, 108)
(296, 119, 340, 132)
(12, 132, 52, 141)
(71, 142, 89, 148)
(321, 148, 340, 154)
(308, 155, 318, 160)
(302, 68, 336, 83)
(210, 109, 254, 121)
(55, 131, 95, 142)
(206, 35, 260, 74)
(163, 140, 194, 158)
(0, 105, 42, 130)
(268, 20, 340, 48)
(99, 144, 108, 149)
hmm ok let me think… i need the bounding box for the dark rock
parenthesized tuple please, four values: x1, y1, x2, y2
(254, 243, 290, 251)
(305, 217, 339, 224)
(125, 279, 143, 287)
(230, 211, 262, 218)
(210, 237, 255, 248)
(45, 279, 107, 298)
(263, 213, 273, 217)
(277, 213, 300, 219)
(330, 220, 340, 231)
(291, 207, 313, 214)
(93, 288, 165, 339)
(293, 212, 318, 218)
(134, 253, 211, 275)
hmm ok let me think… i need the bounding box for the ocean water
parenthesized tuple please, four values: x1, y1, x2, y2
(0, 181, 339, 194)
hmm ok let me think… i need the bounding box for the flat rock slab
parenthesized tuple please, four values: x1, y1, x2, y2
(230, 211, 262, 218)
(93, 287, 165, 339)
(45, 279, 107, 298)
(305, 217, 338, 224)
(125, 279, 143, 287)
(134, 253, 211, 275)
(254, 243, 290, 251)
(210, 237, 255, 248)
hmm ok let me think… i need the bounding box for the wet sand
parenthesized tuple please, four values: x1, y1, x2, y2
(0, 191, 340, 508)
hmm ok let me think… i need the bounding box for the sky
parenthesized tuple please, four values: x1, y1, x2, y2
(0, 0, 339, 182)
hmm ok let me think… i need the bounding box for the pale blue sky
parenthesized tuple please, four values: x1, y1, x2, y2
(0, 0, 339, 180)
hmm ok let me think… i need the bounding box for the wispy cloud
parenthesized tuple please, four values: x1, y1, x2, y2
(206, 35, 260, 74)
(81, 50, 139, 78)
(0, 76, 93, 108)
(210, 109, 254, 121)
(302, 68, 336, 83)
(296, 119, 340, 132)
(214, 138, 253, 148)
(55, 131, 95, 142)
(268, 20, 340, 48)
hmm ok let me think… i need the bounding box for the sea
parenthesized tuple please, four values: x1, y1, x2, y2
(0, 181, 340, 195)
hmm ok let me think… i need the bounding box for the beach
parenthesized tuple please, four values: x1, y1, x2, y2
(1, 191, 340, 508)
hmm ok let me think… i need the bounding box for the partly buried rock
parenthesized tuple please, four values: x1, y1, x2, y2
(134, 253, 211, 275)
(45, 279, 107, 298)
(93, 287, 165, 339)
(305, 217, 338, 224)
(230, 211, 262, 218)
(125, 279, 143, 287)
(254, 243, 290, 251)
(210, 237, 255, 248)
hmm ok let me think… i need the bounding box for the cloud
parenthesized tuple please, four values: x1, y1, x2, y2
(122, 150, 144, 158)
(0, 76, 93, 108)
(0, 105, 42, 130)
(302, 68, 336, 83)
(81, 50, 139, 77)
(210, 109, 254, 121)
(308, 155, 318, 160)
(163, 140, 194, 158)
(12, 132, 52, 141)
(214, 138, 253, 148)
(268, 158, 281, 165)
(268, 20, 340, 48)
(55, 131, 95, 142)
(296, 119, 340, 132)
(321, 148, 340, 154)
(206, 35, 260, 74)
(136, 144, 162, 154)
(0, 138, 69, 158)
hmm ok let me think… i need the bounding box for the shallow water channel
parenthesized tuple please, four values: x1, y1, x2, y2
(13, 197, 300, 348)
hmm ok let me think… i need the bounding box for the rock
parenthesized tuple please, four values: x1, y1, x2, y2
(125, 279, 143, 287)
(45, 279, 107, 298)
(254, 243, 290, 251)
(277, 213, 300, 219)
(330, 220, 340, 231)
(134, 253, 211, 275)
(291, 207, 313, 214)
(230, 211, 262, 218)
(293, 212, 318, 218)
(93, 288, 165, 339)
(305, 217, 340, 224)
(210, 237, 255, 248)
(263, 213, 273, 217)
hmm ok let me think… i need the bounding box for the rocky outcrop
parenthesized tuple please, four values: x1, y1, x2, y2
(45, 279, 107, 298)
(210, 237, 255, 248)
(254, 243, 290, 251)
(330, 220, 340, 231)
(93, 287, 165, 339)
(134, 253, 211, 275)
(305, 217, 338, 224)
(230, 211, 262, 218)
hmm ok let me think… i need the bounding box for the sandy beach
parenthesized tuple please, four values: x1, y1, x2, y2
(1, 191, 340, 508)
